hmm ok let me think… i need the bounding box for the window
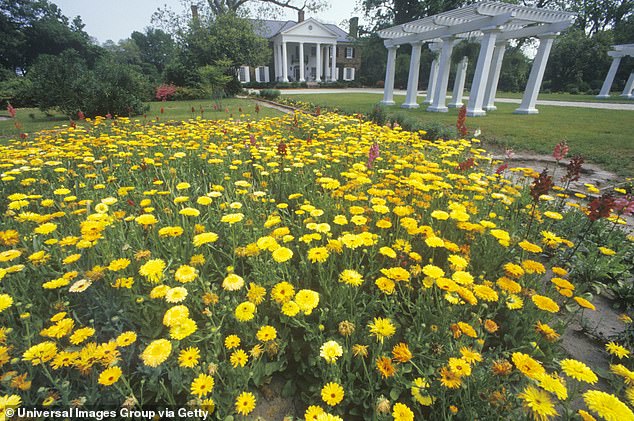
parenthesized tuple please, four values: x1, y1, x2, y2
(345, 47, 354, 59)
(310, 47, 316, 56)
(255, 66, 269, 83)
(238, 66, 250, 83)
(343, 67, 355, 81)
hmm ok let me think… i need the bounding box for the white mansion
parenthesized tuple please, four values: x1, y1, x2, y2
(239, 16, 360, 83)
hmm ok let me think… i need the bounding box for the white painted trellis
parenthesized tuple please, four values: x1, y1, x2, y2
(378, 1, 576, 116)
(597, 44, 634, 99)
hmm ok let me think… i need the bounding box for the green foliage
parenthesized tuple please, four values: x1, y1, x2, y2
(0, 76, 35, 107)
(544, 29, 615, 92)
(27, 50, 148, 118)
(0, 0, 99, 73)
(259, 89, 281, 100)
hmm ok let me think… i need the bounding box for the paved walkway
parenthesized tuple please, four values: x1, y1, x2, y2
(273, 88, 634, 111)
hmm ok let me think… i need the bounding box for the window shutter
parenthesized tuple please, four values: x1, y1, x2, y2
(351, 68, 355, 80)
(255, 67, 261, 83)
(264, 66, 270, 83)
(244, 66, 250, 83)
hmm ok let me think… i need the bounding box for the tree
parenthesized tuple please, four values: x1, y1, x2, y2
(152, 0, 327, 37)
(130, 28, 176, 75)
(0, 0, 99, 74)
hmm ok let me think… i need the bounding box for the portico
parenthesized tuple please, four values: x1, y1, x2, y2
(378, 1, 576, 116)
(270, 18, 339, 82)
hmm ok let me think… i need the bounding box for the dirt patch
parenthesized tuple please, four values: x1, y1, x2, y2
(250, 377, 298, 420)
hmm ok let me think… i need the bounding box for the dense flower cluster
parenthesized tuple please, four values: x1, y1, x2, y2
(0, 111, 632, 419)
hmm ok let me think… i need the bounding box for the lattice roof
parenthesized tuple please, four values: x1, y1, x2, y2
(378, 1, 576, 46)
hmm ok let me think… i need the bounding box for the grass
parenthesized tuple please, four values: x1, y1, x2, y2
(0, 99, 283, 138)
(284, 93, 634, 178)
(495, 91, 634, 103)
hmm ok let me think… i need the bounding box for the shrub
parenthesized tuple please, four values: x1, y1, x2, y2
(171, 86, 207, 101)
(155, 84, 178, 101)
(27, 50, 148, 117)
(0, 77, 36, 108)
(259, 89, 281, 100)
(368, 104, 388, 126)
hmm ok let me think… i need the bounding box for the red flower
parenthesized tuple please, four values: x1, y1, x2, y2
(530, 169, 553, 202)
(587, 194, 615, 221)
(277, 141, 287, 156)
(553, 140, 569, 161)
(495, 163, 508, 174)
(456, 105, 468, 137)
(458, 157, 475, 171)
(6, 103, 16, 118)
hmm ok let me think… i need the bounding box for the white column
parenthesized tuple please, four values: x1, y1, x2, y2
(621, 72, 634, 98)
(483, 42, 507, 111)
(331, 44, 337, 81)
(324, 47, 330, 81)
(448, 57, 468, 108)
(428, 37, 456, 113)
(381, 45, 399, 106)
(282, 41, 289, 82)
(402, 41, 423, 109)
(598, 55, 623, 98)
(514, 35, 556, 115)
(467, 29, 500, 117)
(315, 43, 322, 82)
(423, 60, 438, 104)
(299, 42, 305, 82)
(273, 42, 280, 81)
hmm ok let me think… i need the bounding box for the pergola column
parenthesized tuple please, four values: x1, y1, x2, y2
(483, 42, 507, 111)
(324, 47, 330, 81)
(381, 45, 399, 106)
(428, 37, 456, 112)
(514, 34, 556, 114)
(467, 28, 500, 116)
(621, 72, 634, 98)
(597, 55, 623, 98)
(448, 56, 468, 108)
(282, 41, 289, 82)
(299, 42, 305, 82)
(315, 43, 322, 82)
(422, 60, 438, 104)
(402, 41, 424, 109)
(331, 44, 337, 81)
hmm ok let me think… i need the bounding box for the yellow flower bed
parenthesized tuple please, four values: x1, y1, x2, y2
(0, 112, 632, 420)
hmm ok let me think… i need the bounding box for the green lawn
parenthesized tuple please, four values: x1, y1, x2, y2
(284, 93, 634, 178)
(0, 99, 282, 138)
(495, 91, 634, 104)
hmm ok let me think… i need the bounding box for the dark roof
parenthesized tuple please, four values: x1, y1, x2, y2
(250, 19, 355, 43)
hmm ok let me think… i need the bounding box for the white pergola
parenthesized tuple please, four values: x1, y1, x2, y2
(597, 44, 634, 99)
(378, 1, 576, 116)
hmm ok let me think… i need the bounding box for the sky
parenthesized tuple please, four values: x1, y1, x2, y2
(53, 0, 364, 44)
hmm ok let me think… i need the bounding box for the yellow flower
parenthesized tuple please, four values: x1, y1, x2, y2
(392, 402, 414, 421)
(531, 295, 560, 313)
(339, 269, 364, 287)
(179, 207, 200, 217)
(271, 246, 293, 262)
(583, 390, 634, 421)
(169, 318, 197, 340)
(256, 325, 277, 342)
(98, 366, 122, 386)
(295, 289, 319, 314)
(192, 232, 219, 247)
(139, 259, 166, 283)
(368, 317, 396, 343)
(135, 214, 157, 226)
(174, 265, 198, 283)
(221, 213, 244, 224)
(308, 246, 330, 263)
(319, 340, 343, 363)
(321, 382, 344, 406)
(222, 273, 244, 291)
(235, 302, 256, 322)
(512, 352, 546, 379)
(518, 385, 558, 420)
(0, 294, 13, 313)
(191, 373, 214, 397)
(141, 339, 172, 367)
(606, 341, 630, 359)
(224, 335, 241, 349)
(271, 281, 295, 304)
(561, 359, 598, 384)
(392, 342, 413, 363)
(178, 347, 200, 368)
(235, 391, 256, 416)
(116, 331, 137, 347)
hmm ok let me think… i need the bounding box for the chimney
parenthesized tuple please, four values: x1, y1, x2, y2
(191, 5, 199, 21)
(298, 10, 305, 22)
(349, 17, 359, 38)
